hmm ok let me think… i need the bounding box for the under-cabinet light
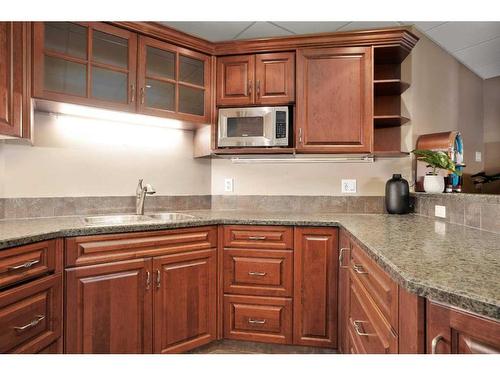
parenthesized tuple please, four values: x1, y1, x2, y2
(230, 156, 375, 164)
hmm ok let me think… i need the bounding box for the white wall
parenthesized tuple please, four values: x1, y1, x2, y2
(0, 112, 211, 198)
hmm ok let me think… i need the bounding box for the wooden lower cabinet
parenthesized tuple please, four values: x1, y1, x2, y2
(65, 258, 153, 354)
(426, 301, 500, 354)
(153, 249, 216, 353)
(293, 227, 338, 348)
(338, 229, 351, 353)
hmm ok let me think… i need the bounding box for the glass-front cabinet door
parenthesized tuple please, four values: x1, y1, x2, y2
(137, 36, 210, 123)
(33, 22, 137, 111)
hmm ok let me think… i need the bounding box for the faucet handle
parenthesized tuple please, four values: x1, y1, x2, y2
(144, 184, 156, 195)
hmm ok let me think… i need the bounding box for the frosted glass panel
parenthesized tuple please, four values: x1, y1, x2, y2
(93, 30, 128, 68)
(179, 55, 204, 86)
(146, 46, 175, 80)
(44, 22, 87, 59)
(92, 67, 127, 103)
(44, 55, 86, 96)
(179, 85, 204, 116)
(146, 79, 175, 111)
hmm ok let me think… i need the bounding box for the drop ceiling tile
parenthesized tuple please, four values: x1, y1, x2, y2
(336, 21, 402, 31)
(159, 22, 252, 42)
(235, 22, 294, 40)
(406, 21, 447, 31)
(271, 22, 348, 35)
(474, 62, 500, 79)
(426, 22, 500, 52)
(454, 37, 500, 69)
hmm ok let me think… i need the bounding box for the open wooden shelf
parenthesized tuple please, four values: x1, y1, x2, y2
(374, 79, 410, 96)
(374, 115, 410, 127)
(212, 147, 296, 155)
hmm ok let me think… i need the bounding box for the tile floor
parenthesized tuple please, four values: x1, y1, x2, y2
(188, 340, 336, 354)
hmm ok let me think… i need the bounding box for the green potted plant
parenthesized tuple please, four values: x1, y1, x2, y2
(412, 149, 462, 193)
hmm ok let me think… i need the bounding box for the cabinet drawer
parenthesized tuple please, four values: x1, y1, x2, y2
(223, 225, 293, 250)
(223, 248, 293, 297)
(348, 273, 397, 354)
(350, 242, 398, 329)
(223, 294, 292, 344)
(66, 226, 217, 267)
(0, 240, 60, 290)
(0, 273, 62, 353)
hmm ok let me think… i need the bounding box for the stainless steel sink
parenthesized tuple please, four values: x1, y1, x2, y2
(147, 212, 196, 221)
(83, 212, 196, 226)
(83, 214, 155, 226)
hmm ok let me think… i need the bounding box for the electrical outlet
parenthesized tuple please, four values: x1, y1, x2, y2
(475, 151, 482, 162)
(341, 179, 357, 194)
(224, 178, 234, 192)
(435, 205, 446, 218)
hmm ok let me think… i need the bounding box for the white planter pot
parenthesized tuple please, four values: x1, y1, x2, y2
(423, 175, 445, 194)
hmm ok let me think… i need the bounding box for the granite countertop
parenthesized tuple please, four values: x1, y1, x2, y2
(0, 210, 499, 320)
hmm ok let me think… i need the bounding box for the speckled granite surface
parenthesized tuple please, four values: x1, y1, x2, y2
(0, 210, 499, 320)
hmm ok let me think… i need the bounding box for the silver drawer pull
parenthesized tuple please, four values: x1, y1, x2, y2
(248, 236, 266, 240)
(352, 264, 368, 274)
(8, 259, 40, 271)
(14, 315, 45, 332)
(431, 335, 445, 354)
(248, 318, 266, 324)
(248, 271, 267, 276)
(352, 320, 373, 337)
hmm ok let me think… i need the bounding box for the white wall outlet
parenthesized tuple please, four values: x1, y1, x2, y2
(341, 179, 357, 194)
(475, 151, 482, 162)
(435, 205, 446, 218)
(224, 178, 234, 192)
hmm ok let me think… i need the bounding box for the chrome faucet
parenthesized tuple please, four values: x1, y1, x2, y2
(136, 179, 156, 215)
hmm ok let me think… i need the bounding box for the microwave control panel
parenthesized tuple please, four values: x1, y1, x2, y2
(275, 111, 288, 139)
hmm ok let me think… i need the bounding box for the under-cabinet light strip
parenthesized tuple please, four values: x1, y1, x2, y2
(230, 156, 375, 164)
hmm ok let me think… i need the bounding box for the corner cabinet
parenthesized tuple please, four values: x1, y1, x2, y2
(296, 46, 373, 153)
(0, 22, 31, 139)
(216, 52, 295, 106)
(32, 22, 211, 124)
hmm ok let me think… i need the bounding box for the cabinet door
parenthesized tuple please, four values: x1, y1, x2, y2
(216, 54, 255, 106)
(293, 227, 338, 347)
(0, 22, 30, 138)
(338, 230, 351, 353)
(153, 249, 216, 353)
(65, 258, 152, 353)
(33, 22, 137, 112)
(427, 301, 500, 354)
(137, 36, 211, 123)
(296, 46, 373, 153)
(255, 52, 295, 105)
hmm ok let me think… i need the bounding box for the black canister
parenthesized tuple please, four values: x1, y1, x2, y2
(385, 174, 409, 214)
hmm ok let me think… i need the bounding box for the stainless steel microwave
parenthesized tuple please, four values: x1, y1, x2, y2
(217, 106, 289, 147)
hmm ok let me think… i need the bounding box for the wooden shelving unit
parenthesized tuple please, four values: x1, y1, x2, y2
(373, 45, 411, 154)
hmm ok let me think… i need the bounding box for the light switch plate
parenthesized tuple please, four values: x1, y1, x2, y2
(341, 179, 357, 193)
(224, 178, 234, 192)
(475, 151, 482, 162)
(435, 205, 446, 218)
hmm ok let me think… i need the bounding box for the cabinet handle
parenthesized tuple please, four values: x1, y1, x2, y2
(256, 80, 260, 97)
(248, 271, 267, 276)
(248, 80, 252, 96)
(339, 248, 349, 268)
(298, 128, 303, 144)
(248, 236, 266, 240)
(352, 263, 368, 274)
(431, 335, 444, 354)
(248, 318, 266, 324)
(352, 320, 373, 337)
(130, 84, 136, 103)
(156, 269, 161, 289)
(13, 315, 45, 332)
(146, 271, 151, 290)
(140, 87, 145, 105)
(8, 259, 40, 271)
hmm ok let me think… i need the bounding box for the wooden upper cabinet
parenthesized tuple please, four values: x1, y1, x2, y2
(294, 227, 338, 348)
(33, 22, 137, 112)
(217, 52, 295, 106)
(216, 54, 255, 106)
(296, 46, 373, 153)
(137, 36, 211, 123)
(65, 258, 153, 354)
(255, 52, 295, 105)
(153, 249, 216, 353)
(0, 22, 31, 139)
(426, 301, 500, 354)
